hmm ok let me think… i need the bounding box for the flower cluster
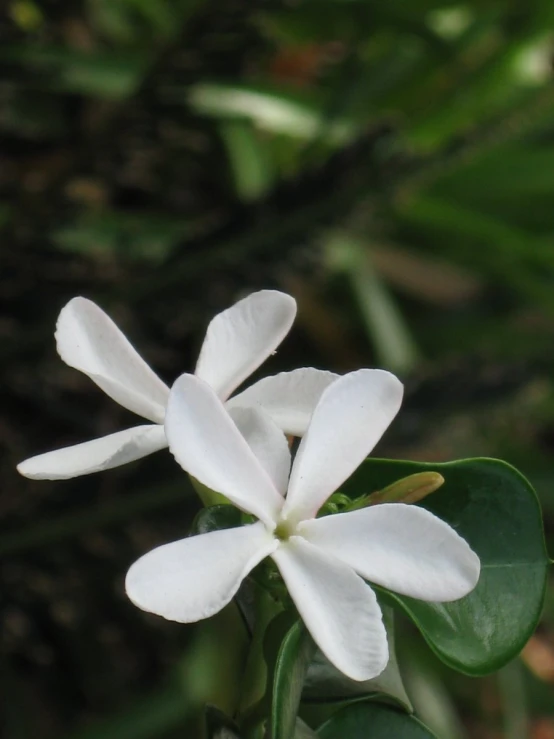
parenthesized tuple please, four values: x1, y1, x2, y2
(19, 290, 480, 681)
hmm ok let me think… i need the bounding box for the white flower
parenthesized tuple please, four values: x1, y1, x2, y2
(17, 291, 337, 480)
(125, 369, 480, 681)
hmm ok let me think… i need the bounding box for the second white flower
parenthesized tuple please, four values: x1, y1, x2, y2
(125, 369, 480, 681)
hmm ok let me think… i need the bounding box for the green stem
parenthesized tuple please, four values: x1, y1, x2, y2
(237, 588, 282, 739)
(325, 232, 421, 374)
(498, 659, 528, 739)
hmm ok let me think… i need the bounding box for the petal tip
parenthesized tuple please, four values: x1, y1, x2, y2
(64, 295, 91, 309)
(16, 459, 34, 479)
(335, 625, 390, 682)
(16, 456, 56, 480)
(55, 295, 94, 329)
(259, 288, 297, 310)
(353, 651, 390, 683)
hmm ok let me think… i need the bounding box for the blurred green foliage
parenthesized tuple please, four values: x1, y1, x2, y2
(2, 0, 554, 737)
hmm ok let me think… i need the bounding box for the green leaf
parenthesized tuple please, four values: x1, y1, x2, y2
(318, 701, 437, 738)
(219, 119, 275, 202)
(0, 45, 149, 98)
(433, 145, 554, 201)
(53, 212, 192, 263)
(341, 458, 549, 675)
(303, 605, 411, 711)
(401, 639, 466, 739)
(271, 621, 316, 739)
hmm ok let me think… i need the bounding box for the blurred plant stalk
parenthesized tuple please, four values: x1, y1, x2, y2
(325, 232, 421, 375)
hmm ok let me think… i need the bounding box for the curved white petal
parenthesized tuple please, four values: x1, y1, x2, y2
(226, 368, 339, 436)
(195, 290, 296, 400)
(126, 522, 277, 622)
(282, 369, 403, 524)
(300, 504, 480, 602)
(56, 298, 169, 423)
(17, 424, 166, 480)
(272, 537, 388, 681)
(165, 374, 284, 526)
(228, 406, 291, 495)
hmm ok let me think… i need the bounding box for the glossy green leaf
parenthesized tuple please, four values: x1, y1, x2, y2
(318, 701, 437, 738)
(341, 458, 549, 675)
(271, 621, 316, 739)
(303, 605, 411, 711)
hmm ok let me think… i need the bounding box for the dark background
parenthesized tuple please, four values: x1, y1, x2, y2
(2, 0, 554, 736)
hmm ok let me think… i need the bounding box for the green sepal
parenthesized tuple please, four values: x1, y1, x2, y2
(317, 700, 437, 738)
(341, 457, 549, 675)
(189, 475, 232, 508)
(295, 718, 319, 738)
(190, 504, 242, 535)
(205, 705, 243, 738)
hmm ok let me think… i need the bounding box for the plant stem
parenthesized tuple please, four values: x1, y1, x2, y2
(325, 232, 421, 374)
(237, 588, 282, 739)
(498, 659, 528, 739)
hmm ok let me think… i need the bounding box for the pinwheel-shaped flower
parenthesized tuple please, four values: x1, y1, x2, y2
(18, 291, 336, 480)
(126, 369, 480, 681)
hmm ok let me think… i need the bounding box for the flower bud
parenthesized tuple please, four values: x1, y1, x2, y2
(349, 471, 445, 510)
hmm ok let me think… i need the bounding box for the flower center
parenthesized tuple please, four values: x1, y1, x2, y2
(274, 517, 296, 541)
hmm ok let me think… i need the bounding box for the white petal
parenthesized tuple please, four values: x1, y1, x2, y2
(272, 537, 388, 681)
(300, 504, 480, 602)
(56, 298, 169, 423)
(228, 406, 291, 495)
(282, 369, 403, 524)
(165, 374, 284, 526)
(16, 425, 166, 480)
(126, 522, 277, 622)
(226, 368, 339, 436)
(195, 290, 296, 400)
